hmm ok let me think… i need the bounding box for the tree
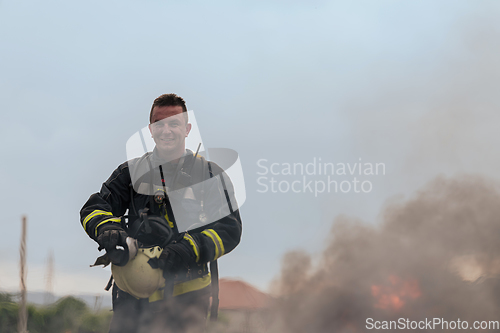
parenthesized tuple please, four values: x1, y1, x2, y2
(0, 293, 112, 333)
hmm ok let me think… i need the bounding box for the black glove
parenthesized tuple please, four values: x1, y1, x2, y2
(155, 242, 196, 276)
(96, 224, 128, 252)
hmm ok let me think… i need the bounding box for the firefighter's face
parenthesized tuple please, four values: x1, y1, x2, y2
(149, 105, 191, 159)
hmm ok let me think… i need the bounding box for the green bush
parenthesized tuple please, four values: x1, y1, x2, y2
(0, 293, 112, 333)
(0, 293, 18, 333)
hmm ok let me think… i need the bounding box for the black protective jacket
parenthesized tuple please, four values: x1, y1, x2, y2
(80, 149, 242, 299)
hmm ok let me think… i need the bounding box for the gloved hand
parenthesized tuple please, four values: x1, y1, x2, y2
(96, 224, 130, 266)
(96, 224, 128, 252)
(158, 242, 196, 276)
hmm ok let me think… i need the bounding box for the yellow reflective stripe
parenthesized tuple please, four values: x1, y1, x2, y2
(183, 233, 200, 263)
(211, 230, 225, 256)
(94, 218, 122, 237)
(82, 210, 112, 231)
(164, 211, 174, 229)
(149, 288, 164, 302)
(148, 275, 211, 302)
(173, 274, 211, 297)
(201, 230, 219, 260)
(201, 229, 225, 260)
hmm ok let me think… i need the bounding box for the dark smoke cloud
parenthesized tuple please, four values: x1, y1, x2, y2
(260, 9, 500, 333)
(270, 176, 500, 332)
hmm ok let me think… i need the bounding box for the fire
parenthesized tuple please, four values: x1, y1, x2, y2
(371, 275, 421, 311)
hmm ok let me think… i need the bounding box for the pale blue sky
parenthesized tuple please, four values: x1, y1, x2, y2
(1, 0, 500, 295)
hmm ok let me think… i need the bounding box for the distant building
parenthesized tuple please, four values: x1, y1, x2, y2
(210, 278, 274, 333)
(219, 278, 272, 310)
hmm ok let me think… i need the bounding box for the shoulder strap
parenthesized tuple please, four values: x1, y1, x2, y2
(209, 260, 219, 321)
(207, 160, 220, 321)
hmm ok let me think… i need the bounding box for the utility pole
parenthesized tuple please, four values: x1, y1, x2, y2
(44, 250, 54, 305)
(18, 215, 28, 333)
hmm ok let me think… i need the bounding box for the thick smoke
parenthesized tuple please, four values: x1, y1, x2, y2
(270, 176, 500, 332)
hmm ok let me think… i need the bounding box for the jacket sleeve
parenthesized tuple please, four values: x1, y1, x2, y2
(80, 162, 131, 241)
(187, 162, 242, 264)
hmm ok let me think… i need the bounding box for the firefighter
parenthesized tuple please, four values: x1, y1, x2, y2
(80, 93, 242, 333)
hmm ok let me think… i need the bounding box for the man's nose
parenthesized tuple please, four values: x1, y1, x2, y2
(157, 123, 172, 132)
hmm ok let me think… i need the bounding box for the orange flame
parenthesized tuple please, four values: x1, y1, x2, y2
(371, 275, 421, 311)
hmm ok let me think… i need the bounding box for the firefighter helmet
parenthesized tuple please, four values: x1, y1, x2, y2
(111, 245, 165, 299)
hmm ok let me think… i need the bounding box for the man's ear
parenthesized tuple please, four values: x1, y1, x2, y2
(148, 124, 153, 136)
(186, 123, 192, 137)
